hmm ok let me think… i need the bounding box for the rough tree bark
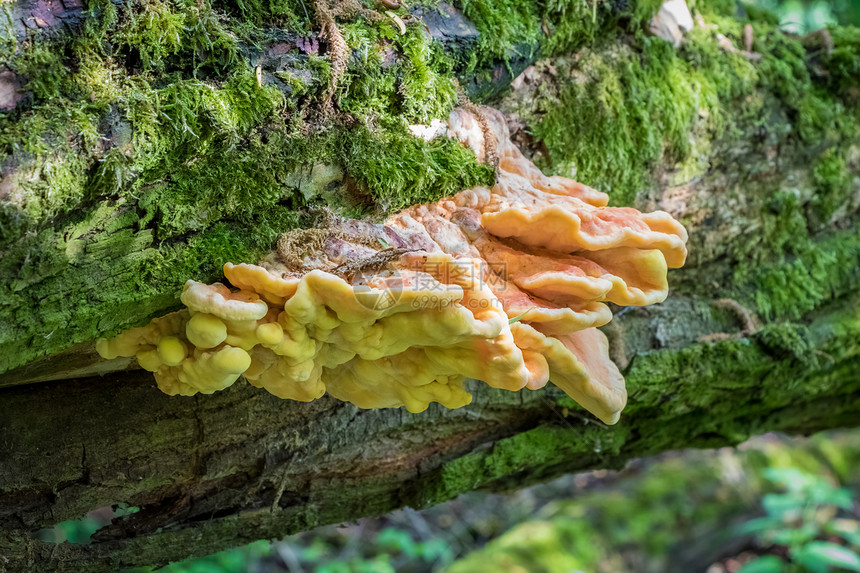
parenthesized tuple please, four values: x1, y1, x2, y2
(1, 0, 858, 571)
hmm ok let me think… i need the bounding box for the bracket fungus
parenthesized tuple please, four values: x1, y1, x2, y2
(97, 107, 687, 424)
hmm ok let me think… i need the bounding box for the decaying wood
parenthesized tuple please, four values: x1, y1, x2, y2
(1, 0, 859, 571)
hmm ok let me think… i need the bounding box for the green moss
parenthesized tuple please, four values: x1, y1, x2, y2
(120, 0, 187, 69)
(532, 39, 717, 204)
(519, 7, 860, 204)
(114, 0, 239, 74)
(455, 0, 541, 69)
(337, 22, 457, 124)
(452, 0, 670, 71)
(752, 25, 859, 144)
(714, 162, 858, 320)
(825, 26, 860, 94)
(397, 27, 458, 122)
(711, 138, 856, 320)
(0, 199, 304, 371)
(419, 423, 629, 507)
(542, 0, 668, 57)
(15, 41, 69, 101)
(688, 0, 738, 18)
(766, 68, 841, 143)
(626, 298, 860, 416)
(211, 0, 310, 32)
(729, 189, 811, 273)
(748, 227, 860, 320)
(812, 150, 852, 222)
(0, 3, 481, 238)
(0, 3, 17, 63)
(541, 0, 600, 57)
(342, 128, 495, 212)
(739, 1, 780, 25)
(82, 0, 120, 42)
(0, 105, 99, 237)
(755, 322, 817, 365)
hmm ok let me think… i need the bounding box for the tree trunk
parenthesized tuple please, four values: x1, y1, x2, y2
(1, 0, 858, 570)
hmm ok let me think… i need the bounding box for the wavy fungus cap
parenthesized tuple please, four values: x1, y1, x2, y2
(96, 106, 688, 425)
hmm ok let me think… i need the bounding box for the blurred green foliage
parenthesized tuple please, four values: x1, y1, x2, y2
(138, 526, 453, 572)
(36, 505, 138, 545)
(738, 468, 860, 572)
(441, 431, 860, 573)
(747, 0, 860, 32)
(146, 541, 272, 573)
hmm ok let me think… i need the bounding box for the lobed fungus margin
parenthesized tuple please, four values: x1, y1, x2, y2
(97, 107, 687, 425)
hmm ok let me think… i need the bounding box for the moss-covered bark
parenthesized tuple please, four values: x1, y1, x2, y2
(1, 0, 859, 570)
(1, 0, 858, 374)
(1, 0, 498, 374)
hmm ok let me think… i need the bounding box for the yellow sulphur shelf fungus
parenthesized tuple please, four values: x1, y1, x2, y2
(96, 107, 688, 424)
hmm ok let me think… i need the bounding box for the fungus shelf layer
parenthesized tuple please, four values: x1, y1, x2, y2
(97, 107, 687, 424)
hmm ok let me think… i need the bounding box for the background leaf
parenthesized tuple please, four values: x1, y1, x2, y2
(791, 541, 860, 573)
